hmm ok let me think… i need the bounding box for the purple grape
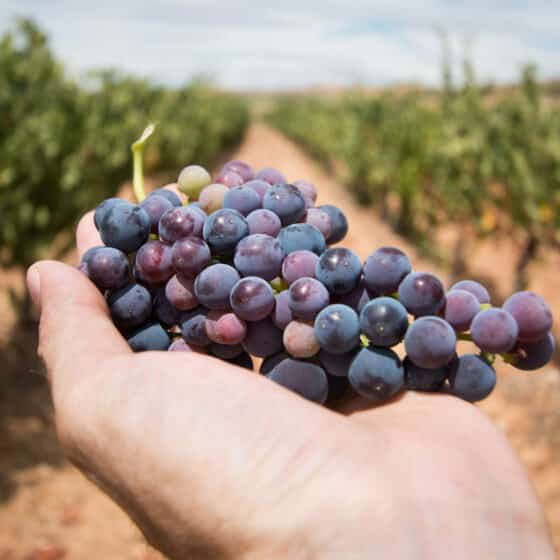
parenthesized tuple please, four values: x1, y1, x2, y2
(512, 332, 556, 371)
(277, 224, 326, 256)
(245, 180, 271, 203)
(318, 348, 359, 377)
(335, 282, 373, 313)
(448, 354, 496, 402)
(233, 234, 284, 280)
(503, 291, 553, 343)
(171, 237, 211, 278)
(194, 263, 240, 310)
(135, 240, 174, 284)
(165, 274, 198, 311)
(444, 289, 480, 332)
(180, 307, 211, 347)
(210, 343, 244, 360)
(315, 247, 362, 295)
(205, 310, 247, 345)
(282, 250, 319, 285)
(202, 208, 249, 255)
(283, 320, 321, 358)
(305, 208, 331, 239)
(85, 247, 129, 290)
(169, 339, 201, 352)
(230, 277, 275, 321)
(153, 286, 181, 327)
(363, 247, 412, 295)
(288, 277, 330, 320)
(140, 194, 174, 234)
(403, 356, 451, 392)
(267, 359, 328, 404)
(359, 297, 408, 347)
(449, 280, 490, 304)
(108, 283, 152, 330)
(318, 204, 348, 244)
(260, 352, 290, 374)
(93, 198, 127, 230)
(159, 206, 205, 244)
(470, 308, 519, 353)
(314, 304, 361, 354)
(293, 180, 318, 204)
(221, 159, 255, 182)
(263, 184, 306, 226)
(242, 318, 283, 358)
(127, 322, 171, 352)
(223, 185, 261, 216)
(272, 290, 293, 330)
(348, 346, 404, 403)
(398, 272, 445, 317)
(246, 209, 281, 236)
(255, 167, 287, 186)
(404, 316, 457, 369)
(214, 169, 244, 188)
(98, 202, 150, 253)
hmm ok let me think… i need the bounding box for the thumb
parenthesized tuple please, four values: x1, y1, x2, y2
(27, 260, 130, 381)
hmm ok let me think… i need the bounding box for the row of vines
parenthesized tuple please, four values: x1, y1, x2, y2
(268, 62, 560, 289)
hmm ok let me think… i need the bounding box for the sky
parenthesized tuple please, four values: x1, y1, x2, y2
(1, 0, 559, 90)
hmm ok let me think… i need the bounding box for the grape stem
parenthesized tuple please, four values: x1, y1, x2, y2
(131, 123, 157, 203)
(457, 332, 473, 342)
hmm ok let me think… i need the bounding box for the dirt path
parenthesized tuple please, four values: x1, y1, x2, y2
(1, 123, 559, 558)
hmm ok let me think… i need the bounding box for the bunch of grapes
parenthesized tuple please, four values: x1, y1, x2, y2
(80, 156, 555, 407)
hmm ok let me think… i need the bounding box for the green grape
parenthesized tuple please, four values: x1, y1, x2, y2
(177, 165, 212, 199)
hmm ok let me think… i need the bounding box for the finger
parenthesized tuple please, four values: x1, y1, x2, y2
(76, 211, 102, 259)
(27, 260, 131, 381)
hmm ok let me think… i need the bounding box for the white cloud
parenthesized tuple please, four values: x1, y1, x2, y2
(0, 0, 558, 90)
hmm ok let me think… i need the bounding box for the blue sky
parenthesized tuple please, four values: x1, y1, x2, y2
(1, 0, 559, 90)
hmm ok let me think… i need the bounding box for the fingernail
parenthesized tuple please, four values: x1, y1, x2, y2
(26, 263, 41, 310)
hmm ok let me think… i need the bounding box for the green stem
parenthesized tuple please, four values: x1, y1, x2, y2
(131, 123, 157, 203)
(479, 303, 492, 310)
(457, 332, 473, 342)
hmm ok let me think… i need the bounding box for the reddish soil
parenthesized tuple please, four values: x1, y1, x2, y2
(0, 123, 558, 558)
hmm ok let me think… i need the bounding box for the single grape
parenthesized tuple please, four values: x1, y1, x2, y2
(259, 352, 290, 374)
(246, 209, 282, 236)
(194, 263, 240, 310)
(277, 223, 326, 256)
(127, 322, 171, 352)
(152, 287, 182, 327)
(363, 247, 412, 295)
(283, 320, 321, 358)
(449, 279, 490, 304)
(93, 198, 127, 230)
(230, 277, 275, 321)
(318, 348, 359, 377)
(263, 184, 306, 226)
(85, 247, 129, 290)
(203, 208, 249, 255)
(404, 316, 457, 369)
(135, 240, 174, 284)
(205, 310, 247, 345)
(210, 343, 244, 360)
(398, 272, 445, 317)
(470, 308, 519, 353)
(293, 179, 318, 204)
(404, 356, 452, 392)
(359, 297, 408, 347)
(242, 318, 283, 358)
(305, 208, 331, 239)
(81, 245, 104, 265)
(314, 304, 361, 354)
(348, 346, 404, 403)
(180, 307, 211, 347)
(244, 180, 271, 203)
(227, 351, 254, 370)
(503, 291, 553, 343)
(171, 237, 211, 278)
(198, 183, 229, 214)
(233, 234, 284, 280)
(214, 169, 244, 189)
(140, 194, 174, 234)
(281, 250, 319, 285)
(443, 289, 480, 332)
(223, 185, 261, 217)
(168, 339, 202, 352)
(178, 165, 212, 199)
(186, 202, 207, 221)
(255, 167, 287, 186)
(221, 159, 255, 182)
(99, 202, 150, 253)
(288, 277, 330, 320)
(335, 282, 373, 313)
(447, 354, 496, 402)
(267, 359, 328, 404)
(108, 283, 152, 330)
(512, 332, 556, 371)
(149, 188, 182, 207)
(315, 247, 362, 295)
(165, 274, 198, 311)
(318, 204, 348, 244)
(272, 290, 293, 330)
(159, 206, 205, 244)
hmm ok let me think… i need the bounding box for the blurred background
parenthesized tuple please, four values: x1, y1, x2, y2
(0, 2, 559, 558)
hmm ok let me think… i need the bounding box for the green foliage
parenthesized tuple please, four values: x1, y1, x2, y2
(0, 19, 249, 268)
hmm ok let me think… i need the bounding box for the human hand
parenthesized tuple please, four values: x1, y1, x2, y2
(26, 211, 554, 560)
